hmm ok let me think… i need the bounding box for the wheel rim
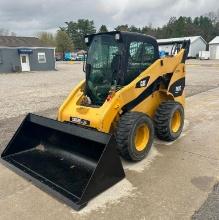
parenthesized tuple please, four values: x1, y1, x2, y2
(171, 110, 181, 133)
(134, 124, 149, 152)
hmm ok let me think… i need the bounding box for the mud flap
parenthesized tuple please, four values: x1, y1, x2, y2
(1, 113, 125, 210)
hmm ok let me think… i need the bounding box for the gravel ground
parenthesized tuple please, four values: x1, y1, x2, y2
(0, 62, 84, 120)
(192, 182, 219, 220)
(186, 60, 219, 97)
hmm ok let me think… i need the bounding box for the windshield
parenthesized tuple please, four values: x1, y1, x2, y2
(86, 34, 122, 105)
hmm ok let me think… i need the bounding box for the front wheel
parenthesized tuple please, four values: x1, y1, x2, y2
(154, 101, 184, 141)
(116, 112, 154, 161)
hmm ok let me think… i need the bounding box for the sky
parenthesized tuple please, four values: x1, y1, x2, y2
(0, 0, 218, 36)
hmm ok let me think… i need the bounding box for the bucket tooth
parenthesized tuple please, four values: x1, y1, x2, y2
(1, 113, 125, 210)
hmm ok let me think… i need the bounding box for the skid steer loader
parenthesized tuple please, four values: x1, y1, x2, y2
(1, 31, 190, 210)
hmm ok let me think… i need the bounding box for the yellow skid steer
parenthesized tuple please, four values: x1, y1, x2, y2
(1, 31, 190, 210)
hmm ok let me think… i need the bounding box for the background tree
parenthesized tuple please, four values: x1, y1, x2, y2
(62, 19, 96, 50)
(56, 30, 74, 56)
(98, 25, 108, 33)
(141, 25, 157, 37)
(193, 16, 212, 41)
(128, 25, 141, 33)
(115, 24, 129, 31)
(58, 9, 219, 51)
(37, 32, 56, 46)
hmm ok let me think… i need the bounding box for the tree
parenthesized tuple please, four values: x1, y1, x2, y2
(193, 16, 215, 41)
(63, 19, 96, 50)
(58, 9, 219, 48)
(128, 25, 141, 33)
(56, 30, 74, 55)
(141, 25, 157, 37)
(153, 15, 216, 41)
(99, 25, 108, 33)
(115, 25, 129, 31)
(215, 22, 219, 36)
(37, 32, 56, 46)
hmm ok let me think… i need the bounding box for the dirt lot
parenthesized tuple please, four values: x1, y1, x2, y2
(0, 62, 84, 120)
(0, 60, 219, 219)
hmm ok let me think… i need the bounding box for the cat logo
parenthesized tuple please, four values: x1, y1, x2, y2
(136, 77, 150, 88)
(140, 80, 147, 87)
(175, 85, 182, 93)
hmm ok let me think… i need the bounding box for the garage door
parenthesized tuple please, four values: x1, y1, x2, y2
(216, 46, 219, 59)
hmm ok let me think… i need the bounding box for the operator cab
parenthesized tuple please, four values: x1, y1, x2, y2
(84, 31, 159, 105)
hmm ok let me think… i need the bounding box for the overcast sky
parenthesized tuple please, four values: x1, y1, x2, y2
(0, 0, 218, 36)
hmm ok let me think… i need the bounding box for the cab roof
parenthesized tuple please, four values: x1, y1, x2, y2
(85, 31, 158, 46)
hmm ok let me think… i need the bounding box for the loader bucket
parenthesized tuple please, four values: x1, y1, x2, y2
(1, 113, 125, 210)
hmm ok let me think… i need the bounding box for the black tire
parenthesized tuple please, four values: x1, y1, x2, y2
(154, 101, 184, 141)
(116, 112, 154, 161)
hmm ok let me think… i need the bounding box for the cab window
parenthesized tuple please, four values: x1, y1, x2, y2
(126, 41, 155, 85)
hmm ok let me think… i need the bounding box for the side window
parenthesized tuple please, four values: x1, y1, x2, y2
(129, 41, 143, 63)
(142, 43, 155, 63)
(126, 41, 143, 84)
(126, 41, 155, 85)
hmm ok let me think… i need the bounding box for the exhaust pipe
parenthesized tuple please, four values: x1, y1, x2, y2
(1, 113, 125, 210)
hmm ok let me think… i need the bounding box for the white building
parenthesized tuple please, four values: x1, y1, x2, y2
(209, 37, 219, 59)
(157, 36, 207, 58)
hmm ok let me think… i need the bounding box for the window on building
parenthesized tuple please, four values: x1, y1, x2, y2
(38, 52, 46, 63)
(21, 55, 27, 63)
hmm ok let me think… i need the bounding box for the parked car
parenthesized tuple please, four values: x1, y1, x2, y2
(55, 52, 63, 61)
(64, 52, 72, 61)
(76, 54, 87, 61)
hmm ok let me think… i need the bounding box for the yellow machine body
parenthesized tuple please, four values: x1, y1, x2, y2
(58, 49, 186, 133)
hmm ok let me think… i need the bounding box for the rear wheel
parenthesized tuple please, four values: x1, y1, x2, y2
(154, 101, 184, 141)
(116, 112, 154, 161)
